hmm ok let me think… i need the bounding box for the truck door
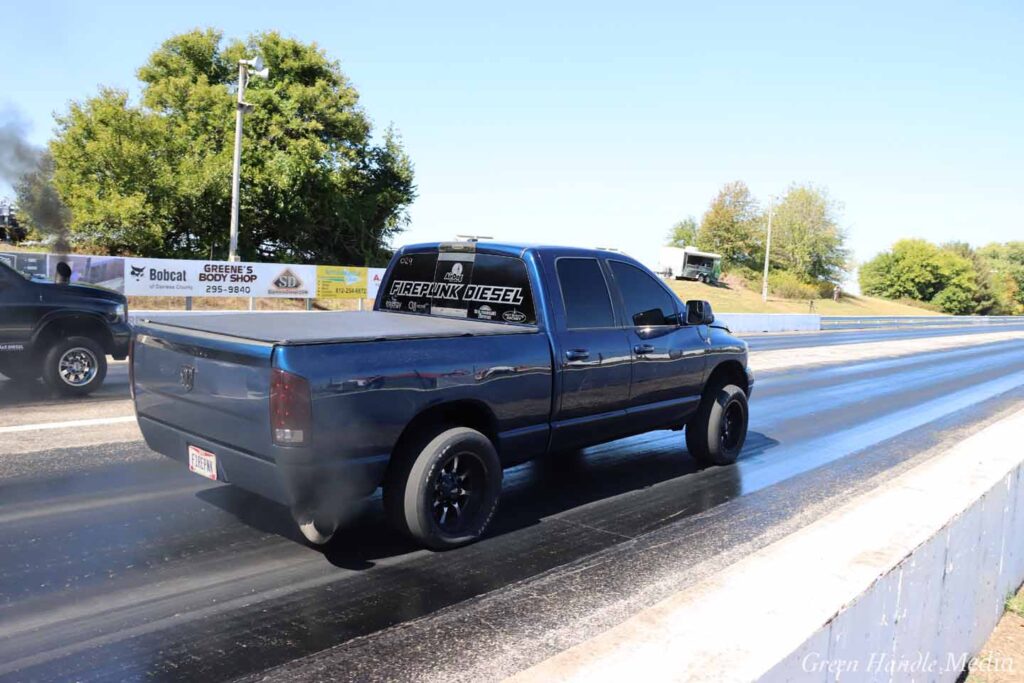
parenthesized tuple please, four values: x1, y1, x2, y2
(0, 264, 35, 350)
(607, 259, 707, 431)
(547, 256, 633, 452)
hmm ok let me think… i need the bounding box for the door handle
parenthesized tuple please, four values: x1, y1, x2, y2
(634, 343, 655, 355)
(565, 348, 590, 361)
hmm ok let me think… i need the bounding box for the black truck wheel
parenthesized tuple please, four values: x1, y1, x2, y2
(41, 336, 107, 396)
(685, 383, 748, 466)
(0, 355, 41, 383)
(384, 426, 502, 550)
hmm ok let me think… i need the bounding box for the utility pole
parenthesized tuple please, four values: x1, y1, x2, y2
(228, 56, 269, 262)
(761, 194, 777, 303)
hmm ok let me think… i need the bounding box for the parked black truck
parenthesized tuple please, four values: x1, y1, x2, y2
(131, 242, 753, 549)
(0, 260, 130, 395)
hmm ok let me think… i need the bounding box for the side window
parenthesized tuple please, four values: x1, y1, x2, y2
(610, 261, 678, 327)
(557, 258, 615, 329)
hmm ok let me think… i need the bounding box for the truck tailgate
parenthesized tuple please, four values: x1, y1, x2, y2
(132, 321, 275, 459)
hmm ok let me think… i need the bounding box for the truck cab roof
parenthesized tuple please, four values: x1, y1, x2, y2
(399, 241, 644, 264)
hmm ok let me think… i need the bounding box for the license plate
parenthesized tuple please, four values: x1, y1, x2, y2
(188, 444, 218, 481)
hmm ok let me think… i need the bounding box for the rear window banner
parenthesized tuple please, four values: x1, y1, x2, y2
(382, 252, 536, 324)
(123, 258, 317, 298)
(316, 266, 368, 299)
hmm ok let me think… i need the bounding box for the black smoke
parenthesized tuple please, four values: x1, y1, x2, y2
(0, 114, 70, 253)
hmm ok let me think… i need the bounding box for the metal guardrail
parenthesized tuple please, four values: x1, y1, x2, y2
(821, 315, 1023, 330)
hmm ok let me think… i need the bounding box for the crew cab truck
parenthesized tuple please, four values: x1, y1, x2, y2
(0, 260, 130, 395)
(131, 242, 753, 549)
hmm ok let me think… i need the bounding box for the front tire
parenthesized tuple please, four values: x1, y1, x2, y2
(686, 383, 748, 466)
(384, 426, 502, 550)
(42, 336, 107, 396)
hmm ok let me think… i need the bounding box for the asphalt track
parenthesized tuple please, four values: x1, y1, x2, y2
(1, 326, 1023, 681)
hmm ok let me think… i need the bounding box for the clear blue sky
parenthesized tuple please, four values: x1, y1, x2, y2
(3, 0, 1022, 284)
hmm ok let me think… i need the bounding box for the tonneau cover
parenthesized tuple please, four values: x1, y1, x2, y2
(137, 310, 538, 345)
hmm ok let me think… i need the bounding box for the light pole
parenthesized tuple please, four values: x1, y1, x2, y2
(228, 56, 269, 262)
(761, 194, 778, 303)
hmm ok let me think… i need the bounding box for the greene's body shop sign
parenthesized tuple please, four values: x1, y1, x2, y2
(2, 252, 384, 299)
(124, 258, 320, 298)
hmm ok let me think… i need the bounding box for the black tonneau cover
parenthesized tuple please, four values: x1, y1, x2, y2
(137, 310, 538, 345)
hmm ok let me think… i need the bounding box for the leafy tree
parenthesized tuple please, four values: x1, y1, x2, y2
(978, 242, 1024, 313)
(666, 216, 699, 248)
(769, 184, 848, 284)
(697, 181, 762, 268)
(49, 29, 415, 265)
(860, 239, 982, 314)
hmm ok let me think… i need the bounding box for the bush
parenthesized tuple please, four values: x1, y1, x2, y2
(769, 270, 819, 299)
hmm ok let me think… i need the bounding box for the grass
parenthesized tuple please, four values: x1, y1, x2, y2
(1007, 588, 1024, 618)
(667, 278, 943, 316)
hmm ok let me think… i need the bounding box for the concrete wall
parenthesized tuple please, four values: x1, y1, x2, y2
(715, 313, 821, 333)
(765, 456, 1024, 681)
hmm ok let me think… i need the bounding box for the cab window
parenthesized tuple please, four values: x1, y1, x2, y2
(556, 258, 615, 329)
(609, 261, 679, 327)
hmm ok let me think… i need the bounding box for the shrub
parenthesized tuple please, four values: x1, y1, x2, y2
(769, 270, 819, 299)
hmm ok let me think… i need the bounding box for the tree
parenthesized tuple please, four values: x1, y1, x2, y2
(859, 239, 981, 314)
(666, 216, 699, 248)
(697, 181, 762, 269)
(49, 29, 415, 265)
(978, 242, 1024, 314)
(769, 184, 848, 284)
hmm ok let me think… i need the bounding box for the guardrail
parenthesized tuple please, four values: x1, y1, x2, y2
(821, 315, 1023, 330)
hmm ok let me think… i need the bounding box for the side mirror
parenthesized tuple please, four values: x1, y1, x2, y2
(685, 300, 714, 325)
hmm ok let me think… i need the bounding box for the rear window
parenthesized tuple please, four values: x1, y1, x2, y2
(380, 251, 537, 325)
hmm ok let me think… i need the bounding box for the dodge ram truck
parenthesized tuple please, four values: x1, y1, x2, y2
(131, 242, 753, 549)
(0, 260, 130, 395)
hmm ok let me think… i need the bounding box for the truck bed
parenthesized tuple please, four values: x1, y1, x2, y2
(136, 310, 538, 345)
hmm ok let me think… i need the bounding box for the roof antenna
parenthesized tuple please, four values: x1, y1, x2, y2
(455, 234, 493, 243)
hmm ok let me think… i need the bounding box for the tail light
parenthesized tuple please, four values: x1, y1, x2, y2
(128, 336, 136, 400)
(271, 368, 312, 446)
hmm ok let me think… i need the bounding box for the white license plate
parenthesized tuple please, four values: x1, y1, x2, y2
(187, 444, 218, 481)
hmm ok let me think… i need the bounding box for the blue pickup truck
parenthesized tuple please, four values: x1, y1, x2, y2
(131, 242, 753, 549)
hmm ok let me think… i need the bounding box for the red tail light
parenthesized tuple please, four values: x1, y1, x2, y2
(271, 368, 312, 446)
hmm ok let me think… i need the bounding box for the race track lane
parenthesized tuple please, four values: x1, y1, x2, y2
(0, 338, 1022, 681)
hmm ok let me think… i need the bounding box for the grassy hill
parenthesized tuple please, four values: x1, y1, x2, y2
(667, 278, 942, 316)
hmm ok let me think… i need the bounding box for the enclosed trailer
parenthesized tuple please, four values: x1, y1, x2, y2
(658, 246, 722, 283)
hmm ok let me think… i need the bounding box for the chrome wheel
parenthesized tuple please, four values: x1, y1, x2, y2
(58, 347, 98, 387)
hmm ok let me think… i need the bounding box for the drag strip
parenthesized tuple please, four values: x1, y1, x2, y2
(1, 335, 1022, 681)
(744, 320, 1024, 351)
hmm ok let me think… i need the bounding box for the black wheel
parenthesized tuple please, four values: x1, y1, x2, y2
(0, 355, 41, 383)
(41, 336, 107, 396)
(686, 383, 748, 466)
(384, 426, 502, 550)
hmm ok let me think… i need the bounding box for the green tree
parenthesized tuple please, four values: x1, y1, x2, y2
(769, 184, 848, 284)
(666, 216, 699, 248)
(697, 181, 762, 268)
(859, 239, 980, 314)
(978, 242, 1024, 314)
(49, 29, 415, 265)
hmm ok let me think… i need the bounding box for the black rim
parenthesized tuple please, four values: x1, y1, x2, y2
(431, 449, 485, 535)
(720, 400, 744, 451)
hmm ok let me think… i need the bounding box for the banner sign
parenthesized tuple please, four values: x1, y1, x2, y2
(1, 252, 385, 300)
(316, 265, 367, 299)
(123, 257, 319, 298)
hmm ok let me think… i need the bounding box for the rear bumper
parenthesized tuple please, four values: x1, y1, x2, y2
(137, 415, 290, 505)
(136, 414, 390, 526)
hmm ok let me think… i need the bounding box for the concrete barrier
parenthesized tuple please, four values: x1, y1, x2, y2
(715, 313, 821, 333)
(822, 315, 1023, 330)
(512, 409, 1024, 682)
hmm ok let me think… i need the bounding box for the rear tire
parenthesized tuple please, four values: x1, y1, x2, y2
(384, 426, 502, 550)
(686, 383, 748, 466)
(41, 336, 107, 396)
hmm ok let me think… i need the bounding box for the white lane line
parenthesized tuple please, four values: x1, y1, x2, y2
(0, 415, 136, 434)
